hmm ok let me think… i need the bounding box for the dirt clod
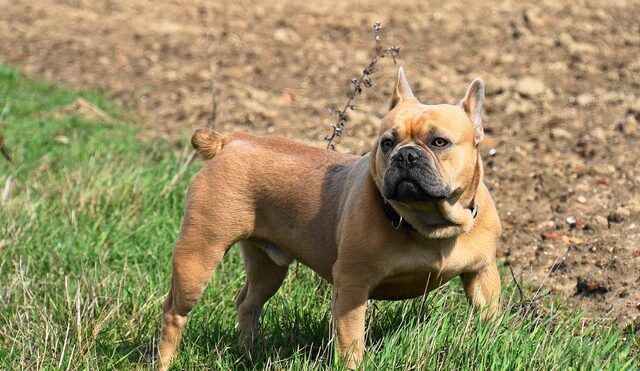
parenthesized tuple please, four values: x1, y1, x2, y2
(592, 215, 609, 229)
(622, 115, 638, 136)
(516, 77, 546, 97)
(575, 94, 592, 107)
(609, 207, 631, 223)
(576, 277, 609, 296)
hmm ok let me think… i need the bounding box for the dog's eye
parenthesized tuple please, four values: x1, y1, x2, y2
(381, 139, 395, 151)
(431, 138, 449, 148)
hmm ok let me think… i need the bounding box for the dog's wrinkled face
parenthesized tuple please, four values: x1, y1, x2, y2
(378, 104, 477, 202)
(371, 68, 486, 232)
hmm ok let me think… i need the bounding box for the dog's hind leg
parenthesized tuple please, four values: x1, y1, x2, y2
(235, 240, 289, 350)
(158, 210, 245, 370)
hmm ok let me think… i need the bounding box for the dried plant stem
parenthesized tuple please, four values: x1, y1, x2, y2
(0, 133, 11, 162)
(206, 33, 219, 129)
(162, 148, 197, 195)
(324, 21, 400, 150)
(509, 266, 525, 305)
(2, 175, 13, 205)
(161, 5, 220, 195)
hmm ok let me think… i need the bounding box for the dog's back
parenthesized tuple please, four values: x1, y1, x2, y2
(187, 129, 359, 278)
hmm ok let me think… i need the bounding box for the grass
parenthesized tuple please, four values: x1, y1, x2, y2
(0, 64, 637, 370)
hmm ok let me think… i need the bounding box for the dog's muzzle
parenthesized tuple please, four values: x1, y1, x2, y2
(381, 146, 452, 201)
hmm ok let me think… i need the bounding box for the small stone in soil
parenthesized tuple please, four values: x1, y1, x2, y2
(551, 127, 573, 140)
(576, 93, 592, 107)
(541, 232, 563, 240)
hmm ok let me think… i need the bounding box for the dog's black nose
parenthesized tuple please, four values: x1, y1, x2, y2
(393, 146, 420, 165)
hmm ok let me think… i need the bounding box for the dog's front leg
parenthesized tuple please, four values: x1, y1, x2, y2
(332, 279, 369, 369)
(461, 260, 501, 320)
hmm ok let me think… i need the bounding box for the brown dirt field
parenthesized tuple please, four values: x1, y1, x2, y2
(1, 0, 640, 325)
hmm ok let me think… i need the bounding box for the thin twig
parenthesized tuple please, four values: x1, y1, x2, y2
(162, 149, 197, 195)
(206, 32, 219, 128)
(506, 250, 565, 322)
(324, 21, 400, 150)
(197, 4, 222, 129)
(160, 6, 220, 196)
(509, 266, 525, 306)
(2, 175, 13, 205)
(0, 134, 11, 162)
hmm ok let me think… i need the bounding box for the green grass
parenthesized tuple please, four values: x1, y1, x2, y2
(0, 64, 637, 370)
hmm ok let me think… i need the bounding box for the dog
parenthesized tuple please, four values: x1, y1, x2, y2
(158, 67, 501, 369)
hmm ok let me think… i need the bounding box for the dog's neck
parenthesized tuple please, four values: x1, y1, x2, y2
(455, 148, 483, 213)
(382, 198, 477, 233)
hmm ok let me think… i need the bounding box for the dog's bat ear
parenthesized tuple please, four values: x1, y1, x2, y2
(460, 78, 485, 146)
(390, 67, 417, 110)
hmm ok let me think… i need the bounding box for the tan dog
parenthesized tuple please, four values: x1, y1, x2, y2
(158, 68, 501, 369)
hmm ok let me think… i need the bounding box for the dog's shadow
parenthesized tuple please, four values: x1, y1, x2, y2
(120, 305, 334, 369)
(113, 294, 439, 369)
(138, 295, 444, 369)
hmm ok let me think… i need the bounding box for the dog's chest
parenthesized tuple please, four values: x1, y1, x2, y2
(369, 239, 484, 300)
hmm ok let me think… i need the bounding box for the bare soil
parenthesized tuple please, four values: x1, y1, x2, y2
(2, 0, 639, 325)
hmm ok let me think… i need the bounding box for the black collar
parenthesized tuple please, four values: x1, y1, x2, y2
(382, 199, 478, 232)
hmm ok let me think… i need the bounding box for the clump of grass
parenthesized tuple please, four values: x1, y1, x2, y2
(0, 65, 637, 369)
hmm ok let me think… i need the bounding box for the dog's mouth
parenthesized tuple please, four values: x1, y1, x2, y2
(381, 172, 459, 229)
(381, 177, 451, 202)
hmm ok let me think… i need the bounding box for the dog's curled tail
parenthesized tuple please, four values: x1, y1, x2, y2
(191, 129, 228, 160)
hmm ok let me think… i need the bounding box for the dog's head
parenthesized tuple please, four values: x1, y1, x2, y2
(371, 67, 486, 238)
